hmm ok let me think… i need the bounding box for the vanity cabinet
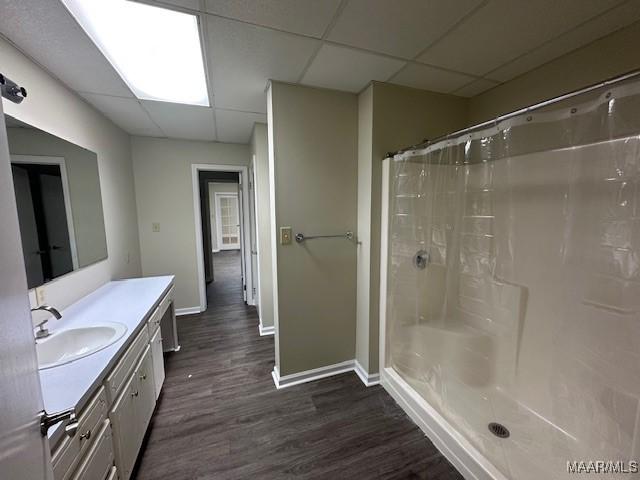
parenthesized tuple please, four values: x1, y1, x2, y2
(49, 282, 175, 480)
(69, 420, 114, 480)
(150, 327, 165, 399)
(110, 346, 155, 480)
(52, 387, 109, 480)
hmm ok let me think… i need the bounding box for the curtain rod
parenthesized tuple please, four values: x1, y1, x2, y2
(385, 68, 640, 159)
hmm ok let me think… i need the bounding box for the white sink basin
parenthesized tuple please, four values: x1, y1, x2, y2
(37, 322, 127, 370)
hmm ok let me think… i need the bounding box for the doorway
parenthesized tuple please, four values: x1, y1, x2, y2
(192, 164, 255, 313)
(10, 155, 77, 287)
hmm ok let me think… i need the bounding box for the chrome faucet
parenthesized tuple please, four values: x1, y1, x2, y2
(31, 305, 62, 339)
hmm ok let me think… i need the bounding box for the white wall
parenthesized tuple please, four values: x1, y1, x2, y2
(0, 36, 141, 314)
(251, 123, 274, 330)
(131, 136, 250, 311)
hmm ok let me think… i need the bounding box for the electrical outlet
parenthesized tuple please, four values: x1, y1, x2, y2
(152, 222, 160, 233)
(280, 226, 292, 245)
(35, 286, 46, 305)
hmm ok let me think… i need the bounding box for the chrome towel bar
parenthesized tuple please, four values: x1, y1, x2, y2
(295, 231, 354, 243)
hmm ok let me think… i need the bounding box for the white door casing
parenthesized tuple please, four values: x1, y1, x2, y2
(0, 98, 55, 478)
(11, 155, 79, 270)
(191, 164, 254, 312)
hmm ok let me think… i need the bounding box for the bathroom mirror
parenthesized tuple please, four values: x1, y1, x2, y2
(5, 115, 108, 289)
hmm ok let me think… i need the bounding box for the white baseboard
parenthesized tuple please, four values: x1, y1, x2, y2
(271, 359, 381, 390)
(381, 368, 506, 480)
(175, 306, 202, 316)
(258, 324, 275, 336)
(354, 360, 380, 386)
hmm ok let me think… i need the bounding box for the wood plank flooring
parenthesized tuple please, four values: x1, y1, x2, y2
(133, 252, 463, 480)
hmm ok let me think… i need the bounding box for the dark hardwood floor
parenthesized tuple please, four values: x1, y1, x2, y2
(207, 251, 243, 308)
(133, 251, 463, 480)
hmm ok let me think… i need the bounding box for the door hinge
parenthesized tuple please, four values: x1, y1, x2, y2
(252, 287, 256, 295)
(243, 284, 246, 291)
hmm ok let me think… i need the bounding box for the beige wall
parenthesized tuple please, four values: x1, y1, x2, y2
(0, 36, 141, 313)
(131, 136, 249, 311)
(251, 123, 274, 329)
(469, 21, 640, 124)
(357, 82, 468, 374)
(269, 82, 358, 376)
(356, 85, 374, 372)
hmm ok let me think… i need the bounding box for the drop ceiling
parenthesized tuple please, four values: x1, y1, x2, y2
(1, 0, 639, 144)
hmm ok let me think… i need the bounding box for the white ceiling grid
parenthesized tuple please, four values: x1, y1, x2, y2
(0, 0, 638, 143)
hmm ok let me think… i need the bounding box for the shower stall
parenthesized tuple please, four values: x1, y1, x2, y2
(379, 74, 640, 480)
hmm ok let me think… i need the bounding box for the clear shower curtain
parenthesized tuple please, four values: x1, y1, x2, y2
(385, 76, 640, 479)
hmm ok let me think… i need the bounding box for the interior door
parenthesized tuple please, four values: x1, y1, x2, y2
(39, 172, 73, 277)
(11, 164, 45, 287)
(0, 102, 54, 478)
(249, 162, 259, 310)
(216, 193, 241, 250)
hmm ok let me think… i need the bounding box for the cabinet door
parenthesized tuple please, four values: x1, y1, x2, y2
(134, 346, 156, 439)
(109, 375, 138, 480)
(150, 328, 165, 399)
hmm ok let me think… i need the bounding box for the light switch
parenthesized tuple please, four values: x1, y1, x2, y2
(280, 226, 292, 245)
(35, 287, 46, 305)
(152, 222, 160, 233)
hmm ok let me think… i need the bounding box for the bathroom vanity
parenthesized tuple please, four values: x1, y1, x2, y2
(40, 276, 177, 480)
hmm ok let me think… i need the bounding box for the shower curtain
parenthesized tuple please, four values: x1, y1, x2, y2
(384, 75, 640, 479)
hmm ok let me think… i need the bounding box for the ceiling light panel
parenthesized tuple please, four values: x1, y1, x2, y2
(61, 0, 209, 106)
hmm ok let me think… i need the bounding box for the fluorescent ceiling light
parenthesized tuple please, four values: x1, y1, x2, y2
(62, 0, 209, 106)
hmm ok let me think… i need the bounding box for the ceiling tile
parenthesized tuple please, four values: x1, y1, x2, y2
(151, 0, 201, 9)
(487, 1, 640, 82)
(301, 45, 405, 93)
(81, 94, 164, 136)
(0, 0, 133, 98)
(419, 0, 623, 76)
(327, 0, 483, 59)
(452, 78, 500, 97)
(391, 63, 476, 94)
(141, 101, 216, 141)
(215, 109, 267, 144)
(204, 0, 342, 38)
(205, 16, 319, 113)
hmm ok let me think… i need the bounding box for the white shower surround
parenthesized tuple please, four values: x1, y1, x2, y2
(379, 78, 640, 480)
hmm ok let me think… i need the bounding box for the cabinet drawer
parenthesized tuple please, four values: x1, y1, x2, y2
(158, 286, 173, 319)
(147, 306, 161, 337)
(105, 327, 149, 404)
(70, 420, 114, 480)
(77, 387, 108, 453)
(51, 387, 108, 480)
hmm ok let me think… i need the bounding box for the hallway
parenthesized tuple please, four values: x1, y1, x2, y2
(133, 270, 463, 479)
(207, 250, 243, 309)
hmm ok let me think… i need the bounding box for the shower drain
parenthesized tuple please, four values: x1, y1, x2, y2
(488, 422, 510, 439)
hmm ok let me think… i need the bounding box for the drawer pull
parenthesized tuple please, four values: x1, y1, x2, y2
(140, 374, 147, 381)
(131, 391, 139, 397)
(80, 430, 91, 440)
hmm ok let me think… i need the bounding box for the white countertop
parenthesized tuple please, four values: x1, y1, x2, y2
(39, 276, 174, 446)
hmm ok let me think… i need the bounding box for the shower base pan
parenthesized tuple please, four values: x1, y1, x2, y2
(381, 367, 508, 480)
